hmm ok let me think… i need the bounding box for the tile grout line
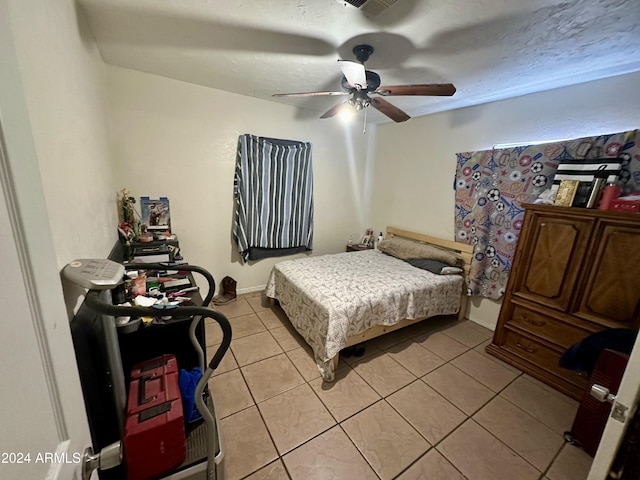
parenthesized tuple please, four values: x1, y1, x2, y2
(496, 379, 577, 437)
(245, 299, 351, 477)
(379, 338, 488, 479)
(233, 353, 564, 479)
(323, 326, 479, 476)
(223, 299, 570, 479)
(235, 308, 409, 478)
(232, 343, 290, 479)
(212, 299, 294, 478)
(378, 333, 539, 478)
(337, 332, 476, 478)
(443, 364, 569, 477)
(428, 356, 543, 469)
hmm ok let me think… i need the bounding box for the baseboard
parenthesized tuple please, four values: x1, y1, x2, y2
(237, 284, 266, 295)
(468, 316, 496, 332)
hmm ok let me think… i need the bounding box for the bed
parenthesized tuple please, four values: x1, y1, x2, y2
(264, 227, 474, 381)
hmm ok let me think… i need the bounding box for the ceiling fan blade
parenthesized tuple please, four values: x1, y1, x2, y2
(375, 84, 457, 96)
(338, 60, 367, 90)
(320, 102, 347, 119)
(370, 98, 410, 123)
(272, 91, 349, 98)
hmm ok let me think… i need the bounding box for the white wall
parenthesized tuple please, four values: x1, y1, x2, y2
(8, 0, 117, 271)
(106, 66, 374, 292)
(370, 72, 640, 330)
(1, 1, 100, 472)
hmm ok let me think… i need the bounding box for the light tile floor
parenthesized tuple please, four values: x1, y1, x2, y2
(206, 293, 593, 480)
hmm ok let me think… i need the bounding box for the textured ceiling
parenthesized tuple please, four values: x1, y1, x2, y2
(78, 0, 640, 124)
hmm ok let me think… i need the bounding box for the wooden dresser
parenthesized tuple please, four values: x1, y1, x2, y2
(486, 204, 640, 400)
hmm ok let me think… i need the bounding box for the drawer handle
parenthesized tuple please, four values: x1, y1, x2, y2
(522, 314, 546, 327)
(516, 340, 538, 354)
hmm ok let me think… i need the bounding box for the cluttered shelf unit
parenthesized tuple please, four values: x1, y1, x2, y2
(68, 229, 231, 479)
(87, 190, 228, 478)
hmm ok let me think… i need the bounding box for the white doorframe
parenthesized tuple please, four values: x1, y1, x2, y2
(588, 333, 640, 479)
(0, 1, 92, 477)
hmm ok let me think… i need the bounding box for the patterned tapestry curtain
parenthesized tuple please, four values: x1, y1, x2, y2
(233, 134, 314, 262)
(454, 129, 640, 299)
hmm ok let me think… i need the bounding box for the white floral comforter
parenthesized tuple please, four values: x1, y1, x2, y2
(264, 249, 463, 381)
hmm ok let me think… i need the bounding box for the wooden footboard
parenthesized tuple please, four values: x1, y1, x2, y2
(334, 317, 429, 366)
(331, 315, 451, 371)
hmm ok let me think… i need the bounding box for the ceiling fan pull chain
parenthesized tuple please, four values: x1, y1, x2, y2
(363, 108, 367, 134)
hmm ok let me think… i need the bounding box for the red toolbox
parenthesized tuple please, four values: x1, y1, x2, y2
(124, 355, 186, 480)
(130, 354, 178, 380)
(127, 354, 181, 414)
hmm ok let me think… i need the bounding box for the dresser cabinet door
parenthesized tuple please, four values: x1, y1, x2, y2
(490, 205, 640, 401)
(512, 212, 592, 312)
(575, 220, 640, 328)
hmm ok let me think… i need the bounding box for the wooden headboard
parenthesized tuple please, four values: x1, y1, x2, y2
(386, 226, 474, 319)
(386, 226, 474, 271)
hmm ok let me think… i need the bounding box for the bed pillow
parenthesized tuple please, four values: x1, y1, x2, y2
(378, 237, 464, 267)
(407, 258, 464, 275)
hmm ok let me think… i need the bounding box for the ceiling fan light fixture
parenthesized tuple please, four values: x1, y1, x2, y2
(338, 105, 355, 122)
(348, 94, 371, 111)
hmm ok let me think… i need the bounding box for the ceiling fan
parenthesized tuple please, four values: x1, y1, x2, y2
(272, 44, 456, 122)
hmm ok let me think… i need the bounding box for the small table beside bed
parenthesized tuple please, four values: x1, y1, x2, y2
(264, 226, 474, 381)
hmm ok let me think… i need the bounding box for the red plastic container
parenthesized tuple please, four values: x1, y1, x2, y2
(598, 185, 621, 210)
(127, 355, 180, 414)
(130, 354, 178, 381)
(124, 355, 186, 480)
(609, 196, 640, 213)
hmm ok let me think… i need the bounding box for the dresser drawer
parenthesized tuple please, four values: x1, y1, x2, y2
(507, 304, 592, 349)
(502, 328, 588, 388)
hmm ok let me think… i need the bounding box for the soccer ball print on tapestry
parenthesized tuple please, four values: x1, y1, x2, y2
(453, 129, 640, 299)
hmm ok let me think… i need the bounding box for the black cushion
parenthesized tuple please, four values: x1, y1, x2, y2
(560, 329, 638, 376)
(407, 258, 449, 274)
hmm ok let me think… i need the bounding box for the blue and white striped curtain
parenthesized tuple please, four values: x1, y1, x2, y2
(233, 134, 313, 262)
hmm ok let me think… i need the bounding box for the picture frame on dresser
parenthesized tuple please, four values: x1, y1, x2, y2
(571, 181, 593, 208)
(554, 179, 594, 208)
(555, 180, 579, 207)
